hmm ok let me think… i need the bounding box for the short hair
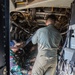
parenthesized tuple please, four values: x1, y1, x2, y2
(46, 14, 57, 21)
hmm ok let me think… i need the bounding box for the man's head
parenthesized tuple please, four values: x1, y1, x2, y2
(10, 46, 19, 53)
(45, 14, 57, 26)
(10, 41, 24, 53)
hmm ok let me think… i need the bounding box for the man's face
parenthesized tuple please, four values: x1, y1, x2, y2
(10, 46, 19, 53)
(10, 42, 24, 53)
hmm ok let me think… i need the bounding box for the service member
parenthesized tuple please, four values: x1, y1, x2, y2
(31, 14, 62, 75)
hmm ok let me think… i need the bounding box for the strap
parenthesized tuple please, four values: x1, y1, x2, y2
(70, 51, 75, 65)
(60, 30, 69, 56)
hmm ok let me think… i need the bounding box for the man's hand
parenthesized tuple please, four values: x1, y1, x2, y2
(28, 70, 32, 75)
(30, 46, 37, 52)
(10, 46, 19, 52)
(15, 42, 25, 48)
(21, 70, 28, 74)
(30, 58, 36, 63)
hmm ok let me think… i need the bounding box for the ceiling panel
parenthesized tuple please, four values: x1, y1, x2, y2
(15, 0, 73, 10)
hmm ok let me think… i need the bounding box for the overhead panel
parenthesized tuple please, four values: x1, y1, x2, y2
(16, 0, 73, 11)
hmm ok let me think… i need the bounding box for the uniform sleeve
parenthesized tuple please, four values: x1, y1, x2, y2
(10, 56, 23, 75)
(32, 29, 39, 44)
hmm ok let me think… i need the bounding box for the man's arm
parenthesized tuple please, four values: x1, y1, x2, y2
(32, 30, 39, 44)
(10, 55, 23, 75)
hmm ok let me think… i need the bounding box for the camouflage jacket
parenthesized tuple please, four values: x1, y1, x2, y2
(10, 50, 23, 75)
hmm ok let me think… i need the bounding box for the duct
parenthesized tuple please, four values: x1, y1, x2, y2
(36, 12, 66, 16)
(11, 21, 31, 34)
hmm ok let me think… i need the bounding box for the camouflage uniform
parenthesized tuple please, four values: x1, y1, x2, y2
(10, 50, 24, 75)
